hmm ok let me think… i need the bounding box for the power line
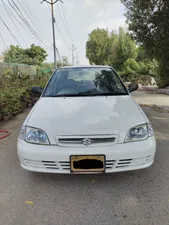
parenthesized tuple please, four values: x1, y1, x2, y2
(0, 32, 7, 48)
(23, 1, 46, 34)
(47, 4, 69, 47)
(57, 3, 72, 45)
(0, 17, 21, 47)
(16, 0, 51, 46)
(59, 2, 77, 64)
(42, 0, 63, 69)
(16, 0, 44, 36)
(60, 3, 73, 44)
(7, 0, 40, 42)
(1, 1, 39, 45)
(1, 0, 27, 47)
(11, 0, 46, 45)
(54, 22, 70, 48)
(8, 0, 49, 49)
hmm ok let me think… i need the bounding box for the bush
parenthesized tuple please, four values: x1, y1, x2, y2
(0, 88, 32, 118)
(0, 65, 50, 121)
(118, 58, 140, 82)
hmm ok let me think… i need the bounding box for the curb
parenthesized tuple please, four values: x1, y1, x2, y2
(139, 103, 169, 113)
(138, 87, 169, 95)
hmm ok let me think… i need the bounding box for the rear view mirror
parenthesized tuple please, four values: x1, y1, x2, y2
(128, 83, 138, 93)
(31, 86, 43, 95)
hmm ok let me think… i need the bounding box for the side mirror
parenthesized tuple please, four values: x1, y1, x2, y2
(128, 83, 138, 93)
(31, 86, 43, 95)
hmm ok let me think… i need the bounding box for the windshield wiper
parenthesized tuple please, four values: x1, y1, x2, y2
(47, 94, 80, 97)
(73, 90, 128, 96)
(78, 93, 128, 96)
(44, 90, 97, 97)
(44, 92, 128, 97)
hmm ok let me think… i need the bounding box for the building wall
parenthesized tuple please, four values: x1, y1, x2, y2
(0, 63, 37, 77)
(0, 56, 4, 63)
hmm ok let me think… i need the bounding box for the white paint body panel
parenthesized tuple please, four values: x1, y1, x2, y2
(17, 94, 156, 174)
(24, 96, 148, 143)
(18, 136, 156, 173)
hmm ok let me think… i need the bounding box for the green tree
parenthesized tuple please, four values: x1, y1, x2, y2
(57, 56, 71, 68)
(86, 26, 158, 84)
(136, 47, 150, 62)
(4, 44, 47, 66)
(107, 31, 119, 66)
(24, 44, 47, 66)
(41, 56, 71, 74)
(137, 47, 158, 77)
(115, 27, 137, 71)
(119, 58, 140, 82)
(121, 0, 169, 87)
(3, 46, 25, 64)
(86, 28, 111, 65)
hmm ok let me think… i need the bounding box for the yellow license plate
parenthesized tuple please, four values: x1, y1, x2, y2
(70, 155, 105, 173)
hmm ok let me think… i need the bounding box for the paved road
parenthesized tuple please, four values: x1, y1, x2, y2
(0, 107, 169, 225)
(132, 91, 169, 111)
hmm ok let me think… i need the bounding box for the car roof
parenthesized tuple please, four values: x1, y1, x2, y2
(61, 65, 112, 69)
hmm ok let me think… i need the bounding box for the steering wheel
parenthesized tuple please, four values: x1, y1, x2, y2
(57, 86, 78, 95)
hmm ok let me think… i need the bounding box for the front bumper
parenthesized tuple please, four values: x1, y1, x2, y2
(17, 136, 156, 174)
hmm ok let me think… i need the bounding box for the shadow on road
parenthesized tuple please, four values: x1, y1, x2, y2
(23, 133, 168, 191)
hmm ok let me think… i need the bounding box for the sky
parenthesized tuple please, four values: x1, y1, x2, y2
(0, 0, 126, 65)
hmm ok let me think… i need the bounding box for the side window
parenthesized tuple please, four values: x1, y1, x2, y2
(43, 71, 62, 96)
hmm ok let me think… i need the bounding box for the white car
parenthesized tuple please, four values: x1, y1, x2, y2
(17, 66, 156, 174)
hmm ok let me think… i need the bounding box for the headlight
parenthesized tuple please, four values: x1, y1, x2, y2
(19, 125, 26, 140)
(124, 123, 154, 143)
(19, 126, 50, 145)
(147, 123, 154, 137)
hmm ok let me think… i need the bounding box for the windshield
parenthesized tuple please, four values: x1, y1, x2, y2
(43, 67, 128, 97)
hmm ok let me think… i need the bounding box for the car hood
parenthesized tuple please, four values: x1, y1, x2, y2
(26, 96, 148, 143)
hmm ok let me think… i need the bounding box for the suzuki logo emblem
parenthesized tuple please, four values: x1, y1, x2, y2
(83, 138, 92, 146)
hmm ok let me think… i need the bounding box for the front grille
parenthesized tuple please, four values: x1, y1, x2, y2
(59, 137, 116, 144)
(115, 159, 132, 168)
(59, 161, 70, 170)
(24, 156, 150, 172)
(24, 159, 70, 170)
(115, 156, 150, 169)
(105, 160, 116, 170)
(57, 135, 117, 147)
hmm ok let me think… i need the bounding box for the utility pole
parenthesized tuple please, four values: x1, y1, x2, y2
(51, 0, 57, 69)
(76, 53, 80, 65)
(55, 47, 61, 61)
(41, 0, 63, 69)
(71, 44, 76, 66)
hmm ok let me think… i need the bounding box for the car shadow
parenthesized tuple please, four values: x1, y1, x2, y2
(27, 163, 152, 186)
(24, 134, 168, 188)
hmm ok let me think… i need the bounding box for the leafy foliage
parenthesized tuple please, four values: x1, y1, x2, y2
(121, 0, 169, 87)
(115, 27, 137, 71)
(0, 88, 31, 117)
(4, 44, 47, 66)
(0, 67, 50, 120)
(57, 56, 71, 68)
(42, 56, 71, 73)
(86, 27, 157, 83)
(119, 58, 139, 82)
(86, 28, 111, 65)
